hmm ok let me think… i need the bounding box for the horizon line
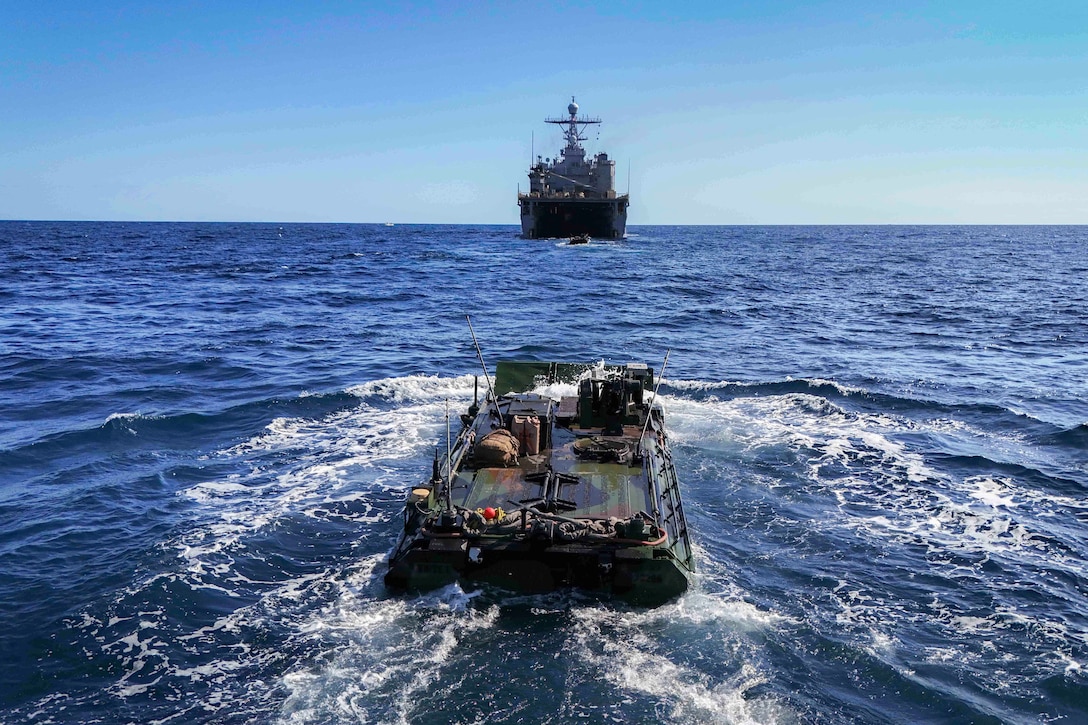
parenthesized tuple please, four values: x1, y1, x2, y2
(3, 220, 1085, 227)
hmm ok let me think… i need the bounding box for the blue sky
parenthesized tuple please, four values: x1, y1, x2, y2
(2, 1, 1086, 223)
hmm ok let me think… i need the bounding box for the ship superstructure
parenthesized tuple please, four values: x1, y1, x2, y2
(518, 98, 629, 239)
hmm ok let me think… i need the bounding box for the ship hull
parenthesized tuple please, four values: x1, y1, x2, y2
(518, 196, 628, 239)
(386, 541, 689, 607)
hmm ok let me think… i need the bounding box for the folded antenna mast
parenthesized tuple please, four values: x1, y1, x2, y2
(466, 315, 503, 427)
(638, 349, 670, 456)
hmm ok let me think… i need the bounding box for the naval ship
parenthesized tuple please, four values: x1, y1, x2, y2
(517, 98, 629, 239)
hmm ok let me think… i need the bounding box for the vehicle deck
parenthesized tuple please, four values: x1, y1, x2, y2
(452, 424, 651, 520)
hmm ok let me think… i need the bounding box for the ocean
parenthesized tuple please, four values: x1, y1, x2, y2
(0, 222, 1085, 724)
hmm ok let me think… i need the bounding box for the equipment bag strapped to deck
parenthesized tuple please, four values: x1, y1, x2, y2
(473, 429, 520, 467)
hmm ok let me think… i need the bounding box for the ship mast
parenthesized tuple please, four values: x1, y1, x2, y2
(544, 96, 601, 153)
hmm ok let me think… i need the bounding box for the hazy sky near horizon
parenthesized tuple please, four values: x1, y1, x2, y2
(2, 1, 1086, 224)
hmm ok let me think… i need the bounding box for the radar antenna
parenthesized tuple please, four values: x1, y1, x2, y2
(544, 95, 601, 152)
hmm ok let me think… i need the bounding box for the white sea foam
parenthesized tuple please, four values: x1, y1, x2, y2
(661, 385, 1088, 694)
(108, 628, 169, 697)
(176, 373, 476, 579)
(568, 599, 798, 724)
(273, 532, 793, 724)
(79, 374, 1087, 718)
(611, 383, 1085, 689)
(91, 375, 483, 708)
(664, 389, 1070, 568)
(1059, 652, 1082, 675)
(278, 582, 497, 725)
(276, 588, 796, 724)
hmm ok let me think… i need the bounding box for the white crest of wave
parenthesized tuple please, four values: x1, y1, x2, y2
(347, 372, 479, 405)
(104, 411, 146, 422)
(656, 377, 743, 393)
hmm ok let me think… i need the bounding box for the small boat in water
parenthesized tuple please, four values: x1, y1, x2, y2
(568, 234, 591, 245)
(385, 356, 694, 606)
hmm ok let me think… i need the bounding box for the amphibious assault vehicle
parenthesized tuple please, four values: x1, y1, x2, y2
(385, 360, 694, 606)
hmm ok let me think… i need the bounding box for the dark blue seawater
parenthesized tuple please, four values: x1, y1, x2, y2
(1, 222, 1085, 723)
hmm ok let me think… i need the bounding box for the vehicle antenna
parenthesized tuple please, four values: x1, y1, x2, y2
(445, 398, 453, 512)
(638, 349, 671, 456)
(466, 315, 503, 427)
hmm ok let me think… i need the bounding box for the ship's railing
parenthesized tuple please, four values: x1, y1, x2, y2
(643, 426, 695, 572)
(517, 191, 629, 201)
